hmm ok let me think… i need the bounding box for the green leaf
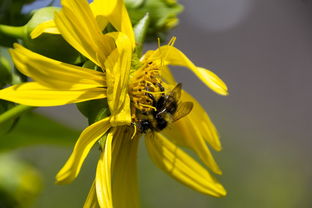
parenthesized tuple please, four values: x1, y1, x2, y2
(134, 13, 150, 57)
(125, 0, 144, 8)
(0, 153, 42, 208)
(0, 112, 80, 151)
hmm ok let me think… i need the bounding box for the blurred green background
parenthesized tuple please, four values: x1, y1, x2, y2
(1, 0, 312, 207)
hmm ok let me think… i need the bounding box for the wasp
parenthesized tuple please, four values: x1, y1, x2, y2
(137, 83, 193, 133)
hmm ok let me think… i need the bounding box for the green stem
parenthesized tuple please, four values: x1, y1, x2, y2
(0, 105, 34, 124)
(0, 25, 26, 39)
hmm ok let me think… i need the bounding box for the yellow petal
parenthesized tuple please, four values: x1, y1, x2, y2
(104, 33, 132, 126)
(111, 127, 139, 208)
(182, 90, 222, 151)
(153, 45, 228, 95)
(55, 0, 115, 67)
(160, 67, 222, 151)
(30, 20, 60, 39)
(96, 129, 114, 208)
(10, 44, 106, 90)
(90, 0, 112, 30)
(91, 0, 135, 48)
(162, 112, 222, 175)
(56, 118, 111, 184)
(0, 82, 106, 106)
(91, 0, 118, 16)
(196, 67, 228, 96)
(84, 181, 100, 208)
(145, 133, 226, 197)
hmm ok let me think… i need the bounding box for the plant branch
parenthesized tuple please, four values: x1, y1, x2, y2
(0, 25, 26, 39)
(0, 105, 34, 124)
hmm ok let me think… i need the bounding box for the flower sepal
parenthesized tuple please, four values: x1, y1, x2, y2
(76, 99, 111, 125)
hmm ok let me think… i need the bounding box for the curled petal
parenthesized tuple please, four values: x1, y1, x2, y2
(56, 118, 111, 184)
(91, 0, 135, 48)
(196, 67, 228, 96)
(105, 33, 132, 126)
(146, 133, 226, 197)
(31, 20, 60, 39)
(0, 82, 106, 106)
(152, 45, 228, 95)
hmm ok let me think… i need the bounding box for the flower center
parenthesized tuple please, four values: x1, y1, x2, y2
(128, 60, 175, 133)
(129, 61, 165, 112)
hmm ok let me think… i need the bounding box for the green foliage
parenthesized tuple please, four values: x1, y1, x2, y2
(126, 0, 183, 41)
(0, 112, 79, 151)
(0, 152, 42, 208)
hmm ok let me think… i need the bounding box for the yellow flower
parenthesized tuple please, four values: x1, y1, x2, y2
(0, 0, 229, 207)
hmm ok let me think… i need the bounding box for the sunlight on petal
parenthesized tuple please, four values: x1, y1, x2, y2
(56, 118, 111, 184)
(55, 0, 115, 67)
(10, 44, 107, 90)
(0, 82, 106, 106)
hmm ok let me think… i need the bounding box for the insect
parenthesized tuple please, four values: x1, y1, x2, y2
(137, 83, 194, 133)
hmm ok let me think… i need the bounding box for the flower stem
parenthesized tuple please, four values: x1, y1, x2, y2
(0, 105, 34, 124)
(0, 25, 26, 39)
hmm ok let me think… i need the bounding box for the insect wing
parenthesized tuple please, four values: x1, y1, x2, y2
(168, 83, 182, 101)
(159, 83, 182, 114)
(172, 102, 194, 121)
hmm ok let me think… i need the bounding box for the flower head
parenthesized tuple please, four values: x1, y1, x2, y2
(0, 0, 229, 207)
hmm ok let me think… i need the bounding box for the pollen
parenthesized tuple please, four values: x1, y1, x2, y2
(129, 60, 166, 116)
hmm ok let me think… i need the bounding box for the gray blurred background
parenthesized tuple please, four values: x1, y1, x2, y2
(16, 0, 312, 207)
